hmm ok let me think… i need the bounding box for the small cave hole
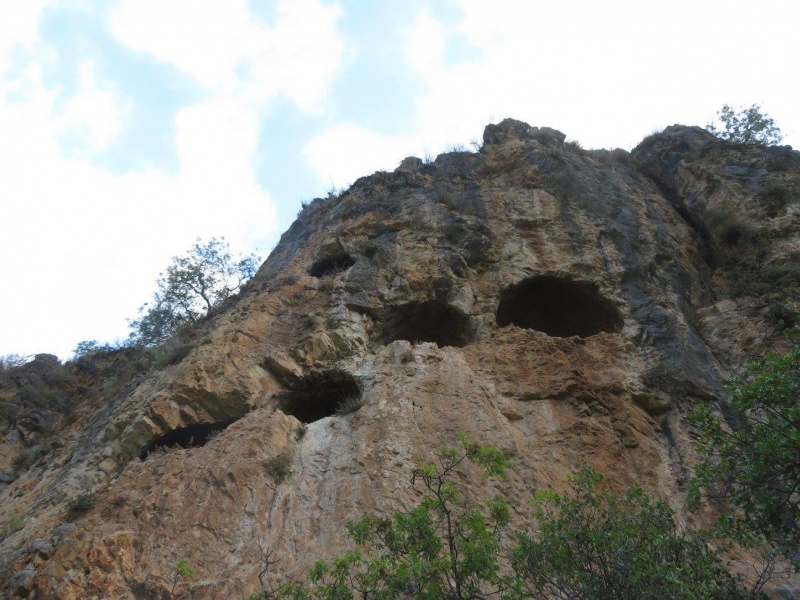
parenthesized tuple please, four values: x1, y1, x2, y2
(381, 301, 472, 348)
(308, 253, 355, 278)
(278, 370, 361, 423)
(139, 420, 233, 460)
(496, 276, 622, 338)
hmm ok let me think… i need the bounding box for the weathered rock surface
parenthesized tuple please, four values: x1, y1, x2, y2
(1, 118, 798, 598)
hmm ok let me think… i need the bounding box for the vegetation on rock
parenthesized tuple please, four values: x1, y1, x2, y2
(128, 237, 260, 346)
(513, 468, 759, 599)
(253, 436, 759, 599)
(252, 434, 513, 599)
(706, 104, 783, 146)
(689, 348, 800, 569)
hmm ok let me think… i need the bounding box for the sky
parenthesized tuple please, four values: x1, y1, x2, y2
(1, 0, 798, 360)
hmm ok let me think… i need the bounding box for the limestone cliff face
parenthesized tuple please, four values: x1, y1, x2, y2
(1, 119, 798, 598)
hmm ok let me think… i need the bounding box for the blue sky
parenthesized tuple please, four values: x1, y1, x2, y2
(1, 0, 799, 359)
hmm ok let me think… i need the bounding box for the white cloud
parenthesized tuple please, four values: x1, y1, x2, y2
(110, 0, 253, 90)
(245, 0, 345, 113)
(411, 0, 800, 150)
(58, 61, 127, 153)
(110, 0, 344, 113)
(0, 0, 54, 74)
(404, 9, 447, 86)
(302, 0, 800, 206)
(0, 0, 349, 358)
(303, 124, 420, 188)
(0, 42, 277, 360)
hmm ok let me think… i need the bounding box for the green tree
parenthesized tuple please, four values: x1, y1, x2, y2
(72, 340, 117, 359)
(512, 467, 760, 599)
(0, 354, 29, 371)
(253, 439, 759, 599)
(706, 104, 783, 145)
(171, 559, 196, 599)
(253, 434, 513, 599)
(689, 349, 800, 566)
(129, 237, 260, 346)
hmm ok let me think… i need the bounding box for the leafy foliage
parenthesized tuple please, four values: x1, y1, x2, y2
(689, 349, 800, 564)
(252, 437, 758, 599)
(0, 353, 29, 371)
(0, 515, 25, 541)
(512, 467, 760, 599)
(171, 559, 196, 599)
(72, 340, 118, 359)
(706, 104, 783, 146)
(253, 434, 513, 599)
(67, 490, 96, 514)
(12, 444, 47, 474)
(265, 452, 293, 484)
(129, 237, 260, 346)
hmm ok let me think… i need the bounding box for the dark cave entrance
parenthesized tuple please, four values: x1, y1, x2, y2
(139, 420, 234, 460)
(308, 253, 356, 278)
(496, 276, 622, 338)
(380, 301, 473, 348)
(278, 370, 361, 423)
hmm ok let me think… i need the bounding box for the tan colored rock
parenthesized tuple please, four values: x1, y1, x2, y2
(2, 119, 799, 597)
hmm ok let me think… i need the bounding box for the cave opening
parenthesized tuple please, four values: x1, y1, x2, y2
(308, 253, 356, 278)
(380, 301, 473, 348)
(496, 276, 622, 338)
(278, 370, 361, 423)
(139, 420, 234, 460)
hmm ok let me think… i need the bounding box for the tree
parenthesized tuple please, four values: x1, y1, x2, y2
(129, 238, 260, 346)
(253, 439, 758, 599)
(72, 340, 117, 359)
(0, 354, 29, 371)
(706, 104, 783, 146)
(512, 467, 760, 599)
(253, 434, 513, 599)
(689, 349, 800, 567)
(171, 559, 196, 599)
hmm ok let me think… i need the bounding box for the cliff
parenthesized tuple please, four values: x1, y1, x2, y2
(1, 119, 798, 598)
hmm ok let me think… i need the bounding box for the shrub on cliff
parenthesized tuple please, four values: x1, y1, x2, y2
(128, 237, 260, 346)
(253, 434, 513, 599)
(512, 467, 759, 599)
(254, 439, 759, 599)
(689, 348, 800, 568)
(706, 104, 783, 146)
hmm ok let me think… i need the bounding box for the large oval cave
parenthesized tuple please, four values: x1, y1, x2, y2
(496, 276, 622, 338)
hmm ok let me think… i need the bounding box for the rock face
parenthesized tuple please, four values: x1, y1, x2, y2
(1, 119, 799, 598)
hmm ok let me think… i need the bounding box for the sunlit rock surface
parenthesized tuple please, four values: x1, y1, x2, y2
(1, 119, 798, 598)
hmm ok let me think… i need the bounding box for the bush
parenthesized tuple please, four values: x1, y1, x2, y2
(12, 444, 46, 474)
(265, 452, 292, 484)
(255, 438, 762, 599)
(0, 516, 25, 541)
(689, 349, 800, 566)
(0, 354, 29, 372)
(254, 435, 512, 599)
(171, 559, 196, 598)
(72, 340, 118, 359)
(642, 359, 683, 393)
(129, 238, 260, 346)
(67, 490, 96, 514)
(757, 182, 794, 216)
(335, 395, 365, 416)
(150, 337, 193, 368)
(513, 467, 759, 599)
(706, 104, 783, 146)
(16, 380, 58, 406)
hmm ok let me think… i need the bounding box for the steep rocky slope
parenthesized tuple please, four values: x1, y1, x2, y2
(1, 119, 798, 598)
